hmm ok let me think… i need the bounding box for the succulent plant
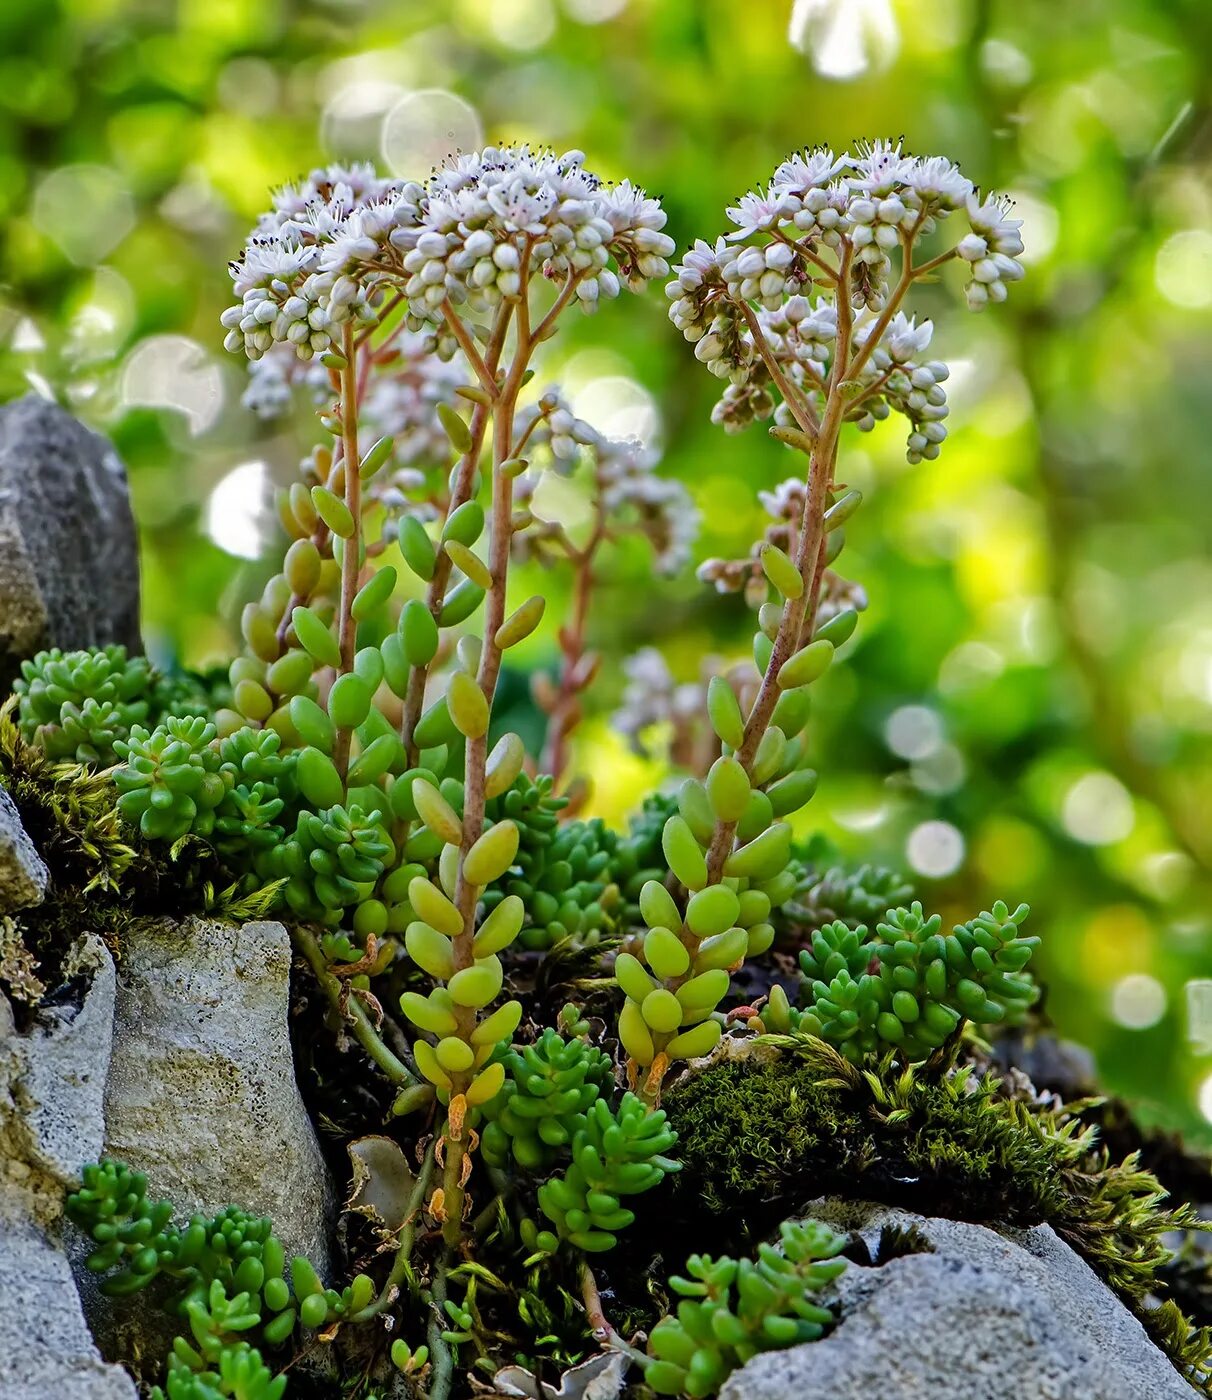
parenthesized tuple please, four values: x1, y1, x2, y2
(533, 1092, 680, 1252)
(761, 900, 1038, 1061)
(645, 1217, 848, 1396)
(479, 1028, 615, 1170)
(14, 645, 154, 763)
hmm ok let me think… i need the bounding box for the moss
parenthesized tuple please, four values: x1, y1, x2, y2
(663, 1034, 1212, 1393)
(0, 697, 283, 992)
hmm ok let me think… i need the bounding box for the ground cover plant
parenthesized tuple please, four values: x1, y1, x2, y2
(7, 135, 1212, 1400)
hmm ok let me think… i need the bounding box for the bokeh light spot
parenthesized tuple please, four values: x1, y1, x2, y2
(490, 0, 556, 50)
(789, 0, 899, 80)
(885, 704, 943, 760)
(906, 820, 965, 878)
(121, 336, 223, 436)
(1187, 981, 1212, 1053)
(1155, 230, 1212, 310)
(33, 164, 135, 266)
(570, 375, 661, 448)
(382, 90, 483, 178)
(1198, 1072, 1212, 1124)
(1061, 772, 1134, 846)
(1109, 974, 1166, 1030)
(205, 460, 273, 560)
(911, 744, 966, 796)
(563, 0, 628, 20)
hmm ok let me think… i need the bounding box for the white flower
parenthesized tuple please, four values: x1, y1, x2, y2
(223, 164, 427, 361)
(965, 191, 1025, 256)
(726, 188, 797, 240)
(961, 192, 1025, 311)
(882, 312, 933, 363)
(399, 145, 671, 328)
(770, 146, 850, 200)
(852, 138, 916, 195)
(905, 156, 973, 213)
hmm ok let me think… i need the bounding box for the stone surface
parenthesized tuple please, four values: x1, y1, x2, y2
(102, 917, 334, 1270)
(0, 934, 138, 1400)
(719, 1198, 1197, 1400)
(0, 784, 49, 913)
(0, 393, 142, 690)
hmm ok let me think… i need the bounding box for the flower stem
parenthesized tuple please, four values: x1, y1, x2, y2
(400, 303, 513, 765)
(639, 255, 855, 1107)
(333, 321, 363, 781)
(542, 497, 607, 780)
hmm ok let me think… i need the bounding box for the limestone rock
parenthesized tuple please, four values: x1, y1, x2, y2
(0, 785, 49, 913)
(0, 935, 138, 1400)
(0, 394, 142, 691)
(102, 917, 334, 1269)
(719, 1199, 1197, 1400)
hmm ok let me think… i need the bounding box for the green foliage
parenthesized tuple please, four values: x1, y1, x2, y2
(68, 1160, 377, 1398)
(154, 1283, 285, 1400)
(1, 696, 138, 899)
(13, 646, 210, 766)
(14, 645, 153, 764)
(483, 775, 664, 951)
(645, 1217, 847, 1397)
(8, 31, 1208, 1386)
(533, 1092, 680, 1252)
(664, 1042, 1201, 1308)
(113, 717, 226, 841)
(480, 1028, 615, 1170)
(780, 853, 915, 937)
(762, 900, 1039, 1062)
(268, 803, 393, 926)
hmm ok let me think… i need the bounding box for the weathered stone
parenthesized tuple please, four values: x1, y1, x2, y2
(0, 935, 138, 1400)
(0, 785, 49, 914)
(719, 1198, 1197, 1400)
(0, 394, 142, 691)
(102, 917, 334, 1269)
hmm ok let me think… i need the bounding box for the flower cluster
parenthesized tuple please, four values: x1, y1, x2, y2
(959, 193, 1027, 310)
(398, 147, 674, 328)
(222, 162, 425, 360)
(667, 140, 1023, 460)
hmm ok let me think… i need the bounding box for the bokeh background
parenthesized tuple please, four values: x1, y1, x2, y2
(2, 0, 1211, 1135)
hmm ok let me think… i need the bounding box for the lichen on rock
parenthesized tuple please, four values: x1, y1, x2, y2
(0, 933, 137, 1400)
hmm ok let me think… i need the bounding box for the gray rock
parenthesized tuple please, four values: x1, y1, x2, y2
(102, 917, 334, 1270)
(0, 785, 49, 914)
(0, 935, 138, 1400)
(0, 394, 141, 690)
(719, 1199, 1198, 1400)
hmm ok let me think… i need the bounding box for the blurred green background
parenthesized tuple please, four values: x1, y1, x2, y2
(2, 0, 1211, 1135)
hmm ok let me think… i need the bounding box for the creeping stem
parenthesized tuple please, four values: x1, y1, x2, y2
(292, 924, 429, 1098)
